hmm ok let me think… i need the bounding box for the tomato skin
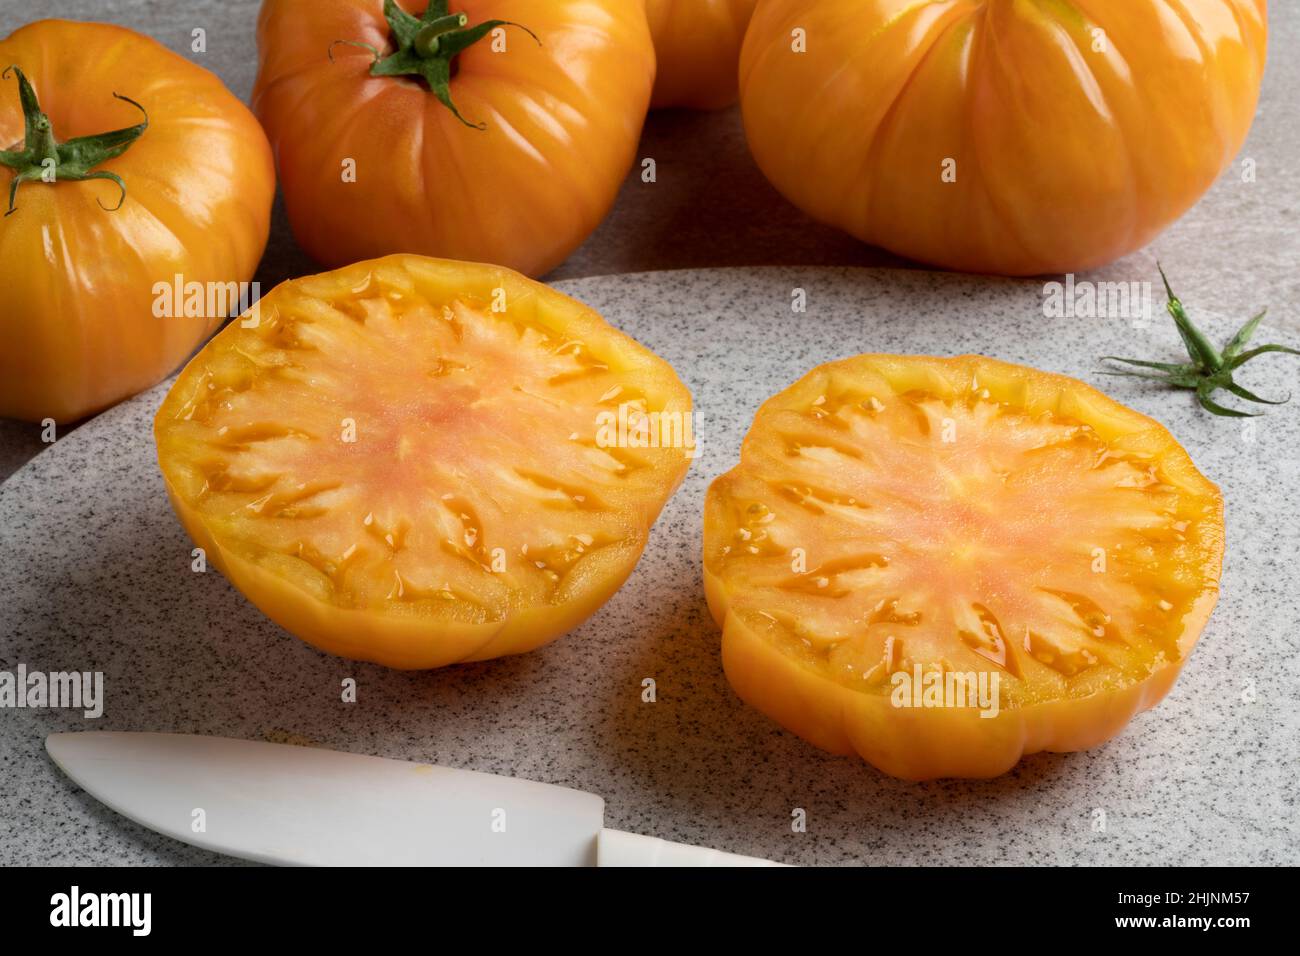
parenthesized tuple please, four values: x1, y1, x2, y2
(646, 0, 757, 110)
(703, 354, 1225, 780)
(252, 1, 655, 278)
(714, 602, 1210, 780)
(740, 0, 1267, 275)
(0, 20, 275, 423)
(163, 492, 641, 670)
(155, 254, 693, 670)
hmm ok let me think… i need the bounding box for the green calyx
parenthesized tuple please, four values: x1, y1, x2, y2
(1100, 265, 1299, 417)
(330, 0, 538, 129)
(0, 65, 148, 217)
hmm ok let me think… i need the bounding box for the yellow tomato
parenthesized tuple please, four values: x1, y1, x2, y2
(704, 355, 1224, 779)
(740, 0, 1268, 275)
(253, 1, 655, 277)
(646, 0, 758, 109)
(0, 20, 275, 423)
(155, 255, 693, 670)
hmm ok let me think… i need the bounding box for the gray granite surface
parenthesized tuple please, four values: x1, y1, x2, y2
(1, 266, 1297, 866)
(0, 0, 1298, 478)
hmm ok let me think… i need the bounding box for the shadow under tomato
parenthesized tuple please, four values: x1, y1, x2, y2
(591, 583, 1115, 866)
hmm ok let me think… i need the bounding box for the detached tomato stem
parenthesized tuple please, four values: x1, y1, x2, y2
(0, 65, 148, 216)
(336, 0, 539, 129)
(1100, 265, 1299, 417)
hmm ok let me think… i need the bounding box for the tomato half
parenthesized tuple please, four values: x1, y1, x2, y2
(252, 1, 654, 277)
(646, 0, 758, 110)
(155, 255, 693, 669)
(0, 20, 275, 423)
(703, 355, 1224, 779)
(739, 0, 1267, 275)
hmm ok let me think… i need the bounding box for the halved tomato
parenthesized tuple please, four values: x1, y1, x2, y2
(155, 255, 693, 669)
(703, 355, 1224, 779)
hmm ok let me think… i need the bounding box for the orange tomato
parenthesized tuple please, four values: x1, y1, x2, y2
(740, 0, 1268, 275)
(646, 0, 758, 110)
(0, 20, 275, 423)
(253, 1, 655, 277)
(155, 255, 693, 670)
(703, 355, 1224, 779)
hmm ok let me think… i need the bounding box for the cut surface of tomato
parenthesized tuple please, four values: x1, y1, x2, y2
(156, 255, 692, 669)
(703, 355, 1223, 779)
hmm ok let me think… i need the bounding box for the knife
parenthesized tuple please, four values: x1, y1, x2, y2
(46, 732, 784, 867)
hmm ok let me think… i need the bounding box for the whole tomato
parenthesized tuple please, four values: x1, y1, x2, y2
(645, 0, 757, 110)
(253, 0, 655, 277)
(740, 0, 1268, 275)
(0, 20, 275, 423)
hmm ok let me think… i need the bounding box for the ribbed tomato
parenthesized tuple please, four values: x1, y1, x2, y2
(0, 20, 274, 423)
(740, 0, 1268, 275)
(155, 255, 693, 669)
(253, 1, 654, 277)
(704, 355, 1224, 779)
(646, 0, 757, 110)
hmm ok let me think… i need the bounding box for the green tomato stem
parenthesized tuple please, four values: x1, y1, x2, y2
(414, 14, 469, 58)
(1099, 265, 1298, 418)
(0, 65, 147, 216)
(333, 2, 539, 129)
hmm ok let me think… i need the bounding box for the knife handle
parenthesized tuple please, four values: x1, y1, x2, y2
(597, 829, 786, 867)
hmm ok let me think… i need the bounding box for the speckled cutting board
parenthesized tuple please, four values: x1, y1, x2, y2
(2, 266, 1297, 866)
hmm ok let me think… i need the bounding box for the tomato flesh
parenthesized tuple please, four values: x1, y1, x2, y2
(156, 255, 692, 668)
(704, 355, 1224, 777)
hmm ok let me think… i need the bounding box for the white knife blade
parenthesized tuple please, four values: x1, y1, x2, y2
(46, 732, 783, 867)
